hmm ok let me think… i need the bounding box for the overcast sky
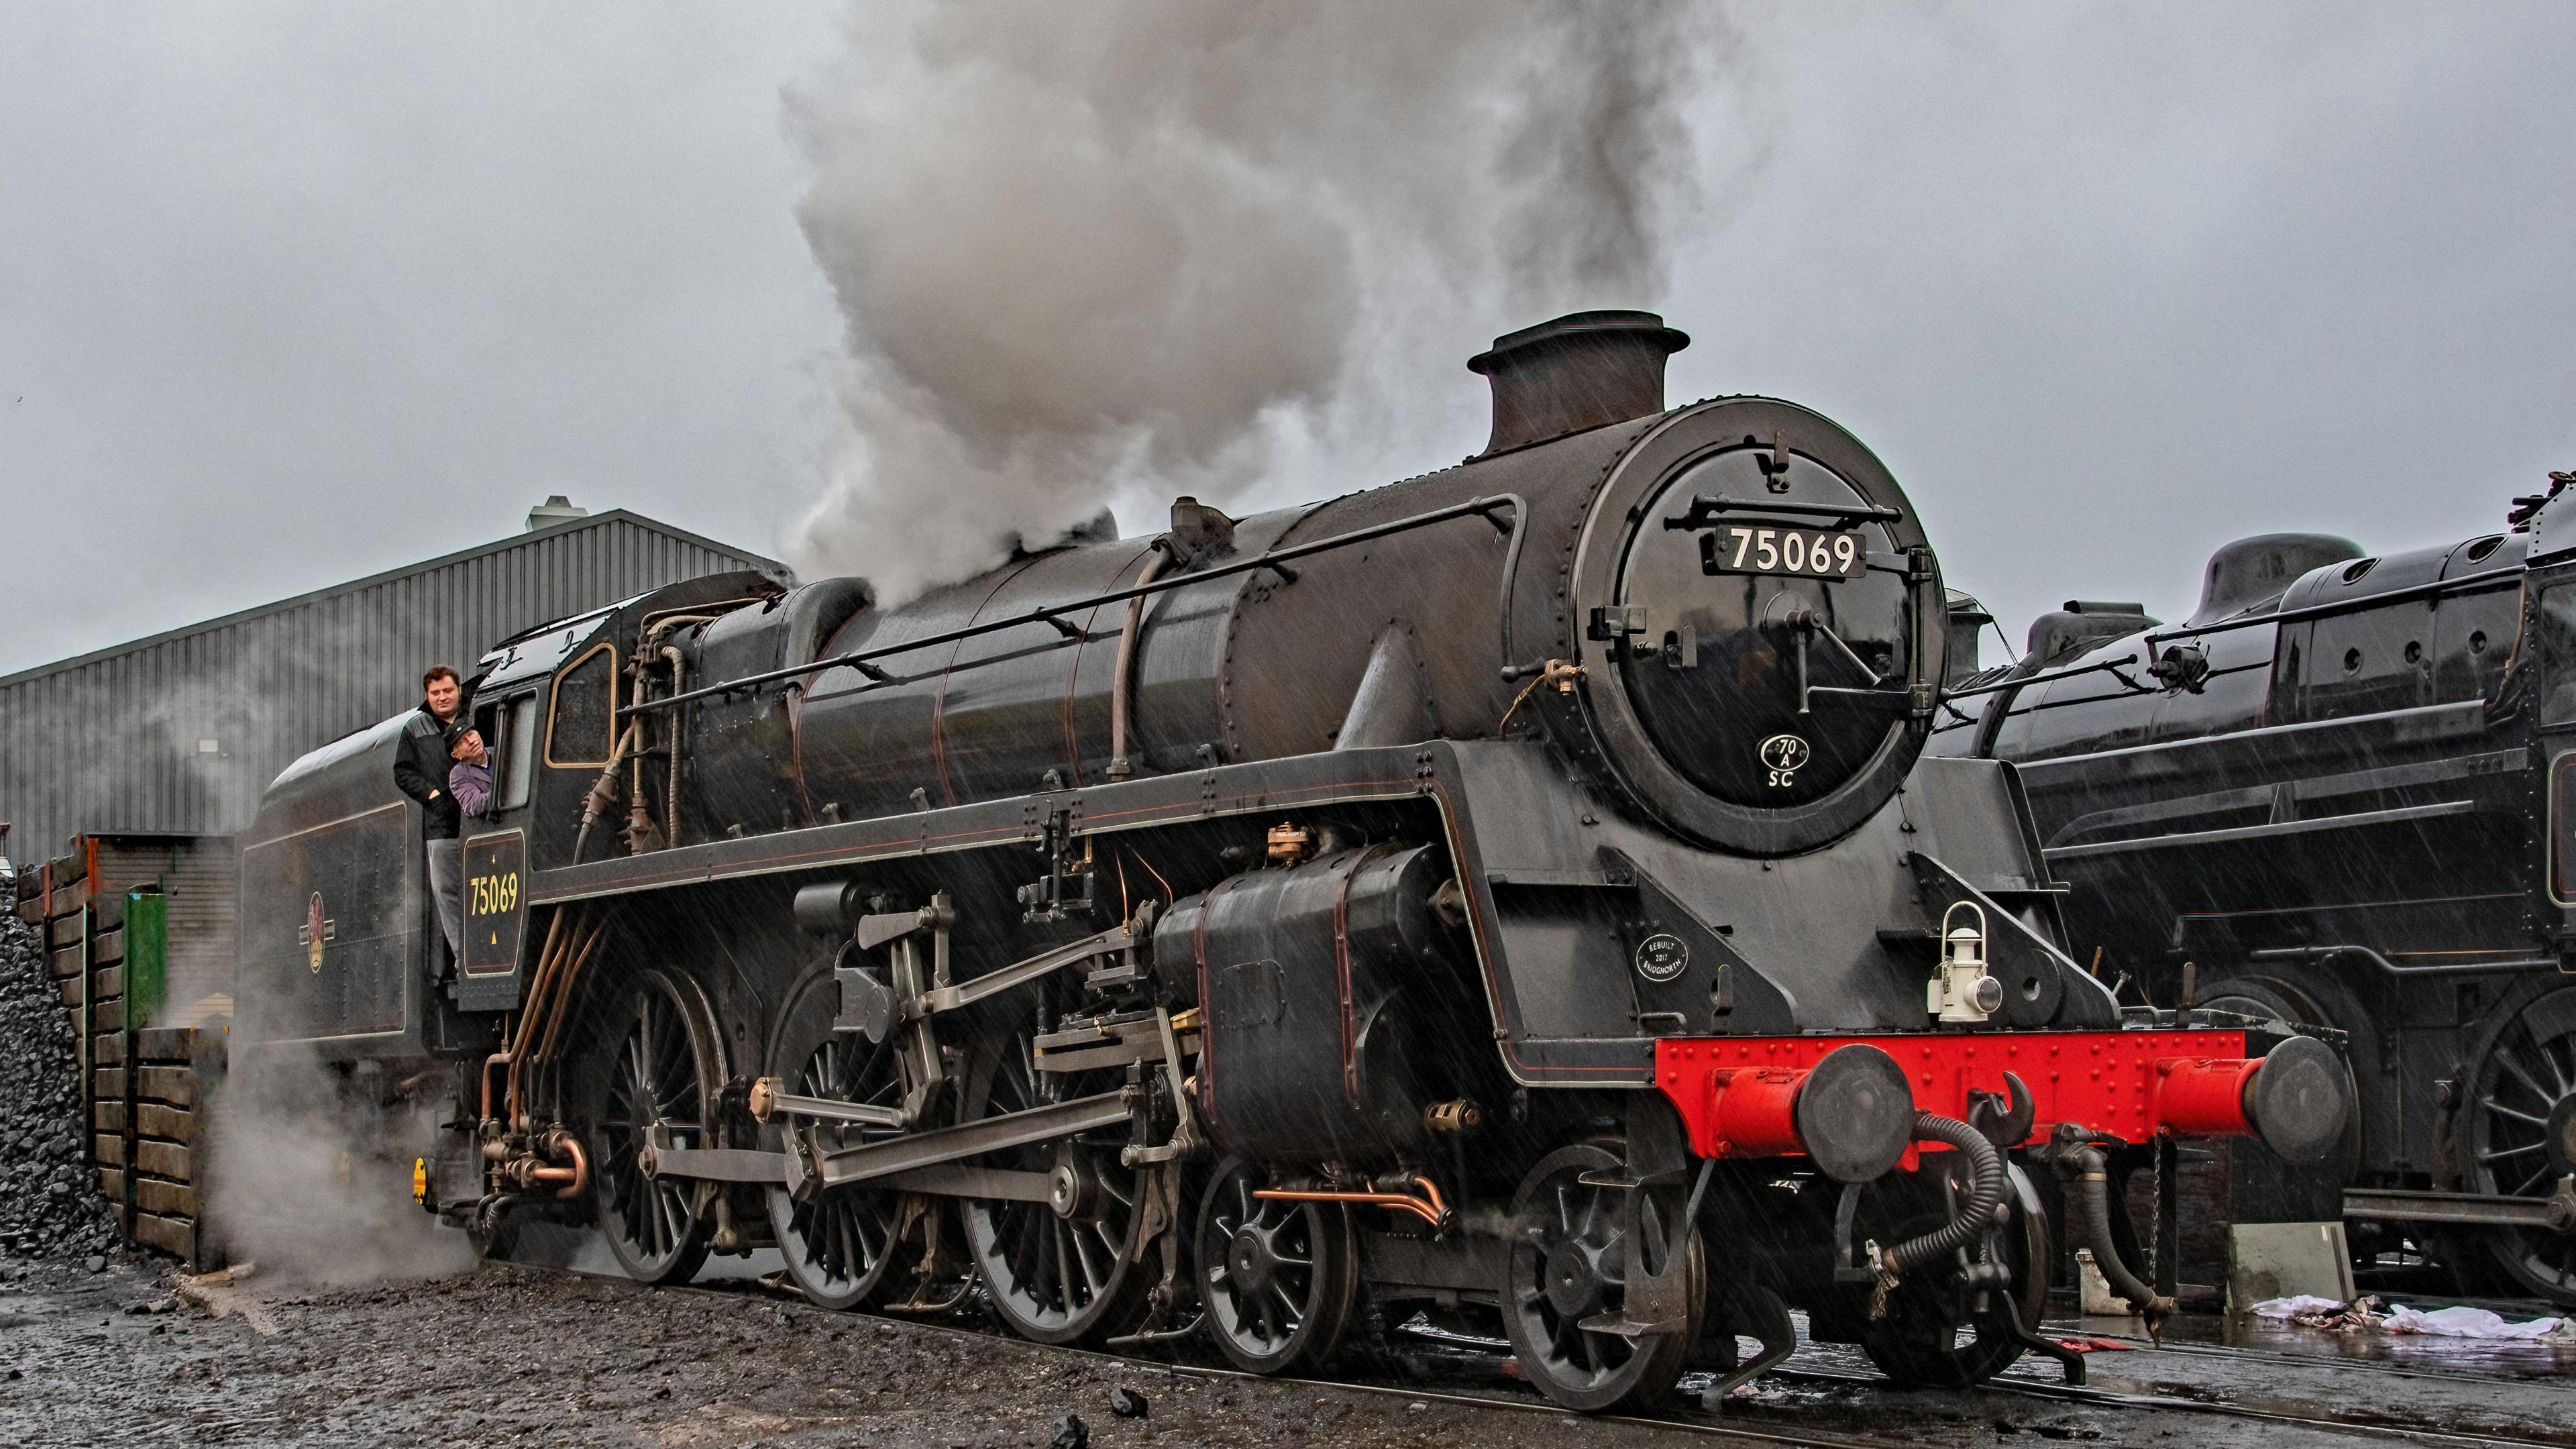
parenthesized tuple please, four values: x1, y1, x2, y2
(2, 3, 2570, 678)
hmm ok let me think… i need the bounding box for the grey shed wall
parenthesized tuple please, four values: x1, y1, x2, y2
(0, 512, 783, 861)
(86, 833, 239, 1025)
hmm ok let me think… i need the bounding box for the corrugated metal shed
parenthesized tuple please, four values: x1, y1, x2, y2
(0, 511, 785, 859)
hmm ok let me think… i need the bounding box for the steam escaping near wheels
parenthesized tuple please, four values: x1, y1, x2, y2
(205, 1043, 474, 1287)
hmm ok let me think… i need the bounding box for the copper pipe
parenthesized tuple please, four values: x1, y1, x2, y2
(480, 1051, 510, 1122)
(1106, 541, 1173, 781)
(660, 643, 686, 847)
(531, 910, 603, 1053)
(515, 912, 613, 1129)
(510, 907, 584, 1063)
(531, 1130, 589, 1199)
(633, 612, 718, 849)
(511, 912, 596, 1130)
(1253, 1189, 1443, 1230)
(503, 908, 584, 1130)
(533, 912, 612, 1067)
(625, 663, 653, 851)
(539, 912, 597, 1037)
(1256, 1174, 1450, 1230)
(559, 1134, 588, 1197)
(509, 910, 571, 1059)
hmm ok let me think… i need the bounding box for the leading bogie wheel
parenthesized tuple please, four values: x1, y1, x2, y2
(1501, 1142, 1705, 1414)
(764, 969, 914, 1311)
(584, 964, 725, 1285)
(1858, 1163, 2051, 1387)
(1195, 1155, 1358, 1375)
(954, 1003, 1153, 1344)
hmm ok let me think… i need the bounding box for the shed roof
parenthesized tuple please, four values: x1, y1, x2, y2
(0, 508, 787, 858)
(0, 509, 786, 689)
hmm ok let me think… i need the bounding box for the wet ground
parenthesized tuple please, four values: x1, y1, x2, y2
(3, 1246, 2572, 1449)
(0, 1252, 1694, 1449)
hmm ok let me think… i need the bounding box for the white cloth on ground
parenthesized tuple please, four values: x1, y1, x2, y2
(2251, 1295, 2345, 1318)
(2383, 1304, 2563, 1338)
(2254, 1295, 2566, 1338)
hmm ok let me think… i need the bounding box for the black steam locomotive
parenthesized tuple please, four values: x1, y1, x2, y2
(1933, 477, 2576, 1306)
(236, 312, 2343, 1412)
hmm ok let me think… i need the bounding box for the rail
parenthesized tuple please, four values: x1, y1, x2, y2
(2248, 941, 2561, 978)
(1939, 651, 2143, 704)
(1937, 565, 2524, 716)
(626, 494, 1526, 716)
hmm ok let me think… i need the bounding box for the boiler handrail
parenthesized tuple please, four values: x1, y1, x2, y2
(625, 494, 1527, 716)
(2143, 567, 2522, 647)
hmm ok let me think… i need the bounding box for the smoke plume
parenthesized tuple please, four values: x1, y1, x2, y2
(787, 1, 1729, 600)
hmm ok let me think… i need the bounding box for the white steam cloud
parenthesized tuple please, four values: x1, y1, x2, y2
(207, 1046, 472, 1285)
(786, 0, 1733, 600)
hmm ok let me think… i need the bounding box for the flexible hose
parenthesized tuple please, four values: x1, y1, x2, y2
(2057, 1144, 2176, 1330)
(572, 720, 639, 861)
(1885, 1112, 2006, 1272)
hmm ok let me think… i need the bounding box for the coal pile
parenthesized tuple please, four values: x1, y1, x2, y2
(0, 881, 118, 1261)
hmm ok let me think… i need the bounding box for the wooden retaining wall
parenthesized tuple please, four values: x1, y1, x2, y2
(13, 843, 227, 1270)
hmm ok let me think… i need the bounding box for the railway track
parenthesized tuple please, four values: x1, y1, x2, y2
(601, 1269, 1915, 1449)
(525, 1257, 2575, 1449)
(1771, 1365, 2573, 1449)
(2023, 1323, 2573, 1387)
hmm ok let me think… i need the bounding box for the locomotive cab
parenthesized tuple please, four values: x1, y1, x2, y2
(236, 714, 445, 1059)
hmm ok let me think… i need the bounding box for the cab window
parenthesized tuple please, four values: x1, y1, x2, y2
(546, 644, 618, 767)
(500, 694, 541, 810)
(2536, 584, 2576, 727)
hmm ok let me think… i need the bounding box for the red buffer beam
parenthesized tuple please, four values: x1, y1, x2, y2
(1656, 1030, 2264, 1162)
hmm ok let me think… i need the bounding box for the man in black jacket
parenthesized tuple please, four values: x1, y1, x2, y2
(395, 665, 466, 964)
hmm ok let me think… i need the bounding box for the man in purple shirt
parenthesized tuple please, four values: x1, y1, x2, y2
(448, 729, 494, 820)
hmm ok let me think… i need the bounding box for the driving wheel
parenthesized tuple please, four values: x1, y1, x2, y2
(2453, 983, 2576, 1306)
(1196, 1155, 1358, 1375)
(583, 964, 724, 1285)
(955, 1004, 1152, 1344)
(764, 969, 914, 1310)
(1501, 1142, 1704, 1413)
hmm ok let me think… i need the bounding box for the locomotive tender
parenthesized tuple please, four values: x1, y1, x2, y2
(1935, 479, 2576, 1307)
(237, 312, 2344, 1411)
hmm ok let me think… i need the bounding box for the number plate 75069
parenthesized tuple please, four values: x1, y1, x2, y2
(1699, 525, 1865, 579)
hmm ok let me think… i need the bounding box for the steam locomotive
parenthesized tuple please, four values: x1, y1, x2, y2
(1933, 477, 2576, 1307)
(236, 312, 2345, 1413)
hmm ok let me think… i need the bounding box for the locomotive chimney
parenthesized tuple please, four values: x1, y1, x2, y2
(1468, 309, 1690, 458)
